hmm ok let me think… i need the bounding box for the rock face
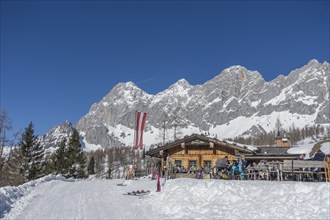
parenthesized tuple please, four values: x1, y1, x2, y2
(75, 59, 330, 149)
(39, 121, 77, 154)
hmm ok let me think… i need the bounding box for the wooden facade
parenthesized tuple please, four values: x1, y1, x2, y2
(146, 134, 329, 182)
(146, 134, 253, 170)
(275, 137, 292, 147)
(275, 132, 292, 147)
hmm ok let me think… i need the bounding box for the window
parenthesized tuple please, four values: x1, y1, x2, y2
(204, 160, 212, 168)
(189, 160, 197, 168)
(175, 160, 182, 167)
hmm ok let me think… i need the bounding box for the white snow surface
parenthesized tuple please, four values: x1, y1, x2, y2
(82, 139, 103, 152)
(1, 175, 330, 219)
(287, 144, 315, 159)
(321, 142, 330, 155)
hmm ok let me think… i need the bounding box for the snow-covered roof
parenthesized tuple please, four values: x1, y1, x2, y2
(287, 140, 330, 159)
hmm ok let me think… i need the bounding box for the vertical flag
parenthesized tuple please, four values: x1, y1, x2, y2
(134, 112, 147, 150)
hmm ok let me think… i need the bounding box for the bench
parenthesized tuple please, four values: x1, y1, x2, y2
(280, 160, 325, 181)
(175, 173, 196, 178)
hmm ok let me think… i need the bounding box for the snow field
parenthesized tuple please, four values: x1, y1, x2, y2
(1, 175, 329, 219)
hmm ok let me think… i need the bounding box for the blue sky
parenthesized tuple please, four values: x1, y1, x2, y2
(1, 0, 329, 136)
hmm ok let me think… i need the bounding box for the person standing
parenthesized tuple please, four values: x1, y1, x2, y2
(313, 150, 325, 161)
(156, 160, 161, 192)
(216, 156, 230, 171)
(216, 156, 230, 179)
(238, 155, 248, 180)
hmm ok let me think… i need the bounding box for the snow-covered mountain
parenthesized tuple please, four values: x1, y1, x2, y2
(38, 121, 102, 153)
(69, 60, 329, 149)
(39, 121, 77, 155)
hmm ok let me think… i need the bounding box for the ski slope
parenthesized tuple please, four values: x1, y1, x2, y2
(1, 175, 330, 219)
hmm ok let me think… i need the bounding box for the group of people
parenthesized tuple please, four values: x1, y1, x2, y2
(215, 155, 248, 180)
(171, 156, 250, 180)
(174, 156, 249, 180)
(154, 150, 327, 182)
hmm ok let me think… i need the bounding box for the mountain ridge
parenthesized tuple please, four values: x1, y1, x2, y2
(42, 59, 330, 150)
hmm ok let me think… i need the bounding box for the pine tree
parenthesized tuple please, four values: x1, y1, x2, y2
(48, 139, 68, 175)
(18, 122, 45, 182)
(66, 129, 87, 179)
(76, 151, 87, 178)
(88, 156, 95, 175)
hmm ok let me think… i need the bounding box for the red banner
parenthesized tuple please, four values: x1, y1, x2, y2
(134, 112, 147, 150)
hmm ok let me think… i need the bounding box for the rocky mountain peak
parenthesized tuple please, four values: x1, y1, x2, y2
(307, 59, 320, 66)
(108, 81, 146, 97)
(43, 59, 330, 151)
(224, 65, 246, 72)
(39, 121, 77, 154)
(212, 65, 264, 83)
(166, 78, 192, 92)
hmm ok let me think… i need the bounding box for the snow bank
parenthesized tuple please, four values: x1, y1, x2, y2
(0, 175, 72, 218)
(147, 179, 330, 219)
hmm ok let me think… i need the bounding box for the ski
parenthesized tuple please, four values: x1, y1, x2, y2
(123, 190, 151, 196)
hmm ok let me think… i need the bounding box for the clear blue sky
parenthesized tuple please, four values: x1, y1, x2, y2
(1, 0, 329, 136)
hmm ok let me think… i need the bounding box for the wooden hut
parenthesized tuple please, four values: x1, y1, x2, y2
(145, 134, 253, 172)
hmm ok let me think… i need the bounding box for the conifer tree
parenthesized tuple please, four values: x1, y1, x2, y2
(66, 129, 87, 178)
(88, 156, 95, 175)
(48, 139, 68, 175)
(18, 122, 45, 182)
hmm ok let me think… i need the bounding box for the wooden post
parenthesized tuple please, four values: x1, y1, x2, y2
(280, 163, 283, 181)
(291, 160, 294, 180)
(325, 155, 330, 182)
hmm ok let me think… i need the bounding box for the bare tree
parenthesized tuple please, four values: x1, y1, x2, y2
(0, 110, 12, 162)
(0, 110, 14, 186)
(275, 116, 283, 135)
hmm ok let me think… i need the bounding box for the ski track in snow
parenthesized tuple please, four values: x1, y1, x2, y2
(1, 176, 330, 219)
(2, 177, 158, 220)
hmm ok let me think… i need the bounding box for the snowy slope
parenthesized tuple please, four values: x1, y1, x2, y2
(1, 175, 330, 219)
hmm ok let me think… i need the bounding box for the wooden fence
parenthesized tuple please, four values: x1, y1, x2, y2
(168, 160, 330, 182)
(245, 160, 328, 182)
